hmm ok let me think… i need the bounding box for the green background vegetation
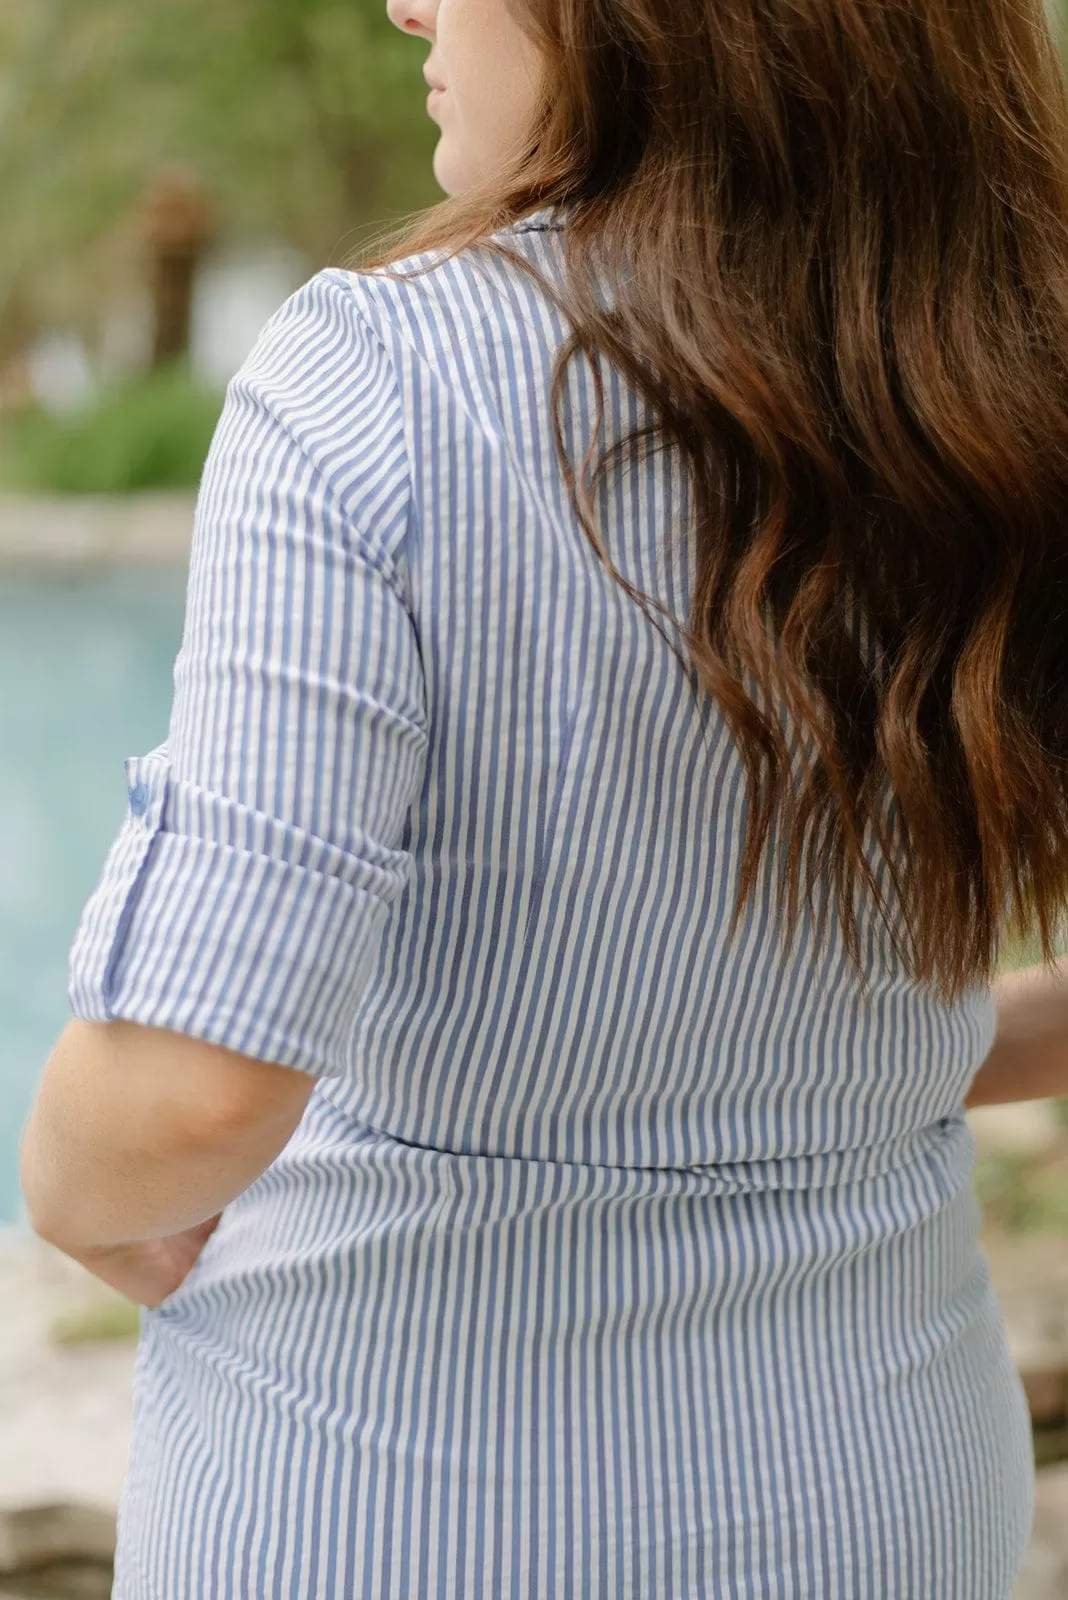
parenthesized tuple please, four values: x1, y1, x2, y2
(0, 366, 224, 494)
(0, 0, 449, 493)
(0, 0, 442, 341)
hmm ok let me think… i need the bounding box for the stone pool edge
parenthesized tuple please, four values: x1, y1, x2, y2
(0, 493, 195, 572)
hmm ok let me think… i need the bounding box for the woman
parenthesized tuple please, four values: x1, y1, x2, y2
(19, 0, 1068, 1594)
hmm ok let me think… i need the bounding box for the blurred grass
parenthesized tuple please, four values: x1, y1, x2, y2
(0, 364, 224, 495)
(976, 1141, 1068, 1239)
(49, 1295, 141, 1346)
(998, 916, 1068, 976)
(977, 919, 1068, 1237)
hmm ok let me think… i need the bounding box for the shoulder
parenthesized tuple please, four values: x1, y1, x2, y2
(235, 268, 400, 416)
(331, 223, 567, 380)
(203, 270, 415, 575)
(246, 212, 567, 383)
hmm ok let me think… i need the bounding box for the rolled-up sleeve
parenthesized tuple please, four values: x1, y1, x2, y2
(67, 270, 428, 1080)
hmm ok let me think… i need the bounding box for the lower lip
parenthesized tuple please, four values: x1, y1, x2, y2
(427, 88, 445, 115)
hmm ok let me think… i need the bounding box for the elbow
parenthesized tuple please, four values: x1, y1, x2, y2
(18, 1118, 69, 1252)
(23, 1202, 67, 1254)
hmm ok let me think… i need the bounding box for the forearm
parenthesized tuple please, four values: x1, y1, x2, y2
(965, 957, 1068, 1109)
(20, 1019, 313, 1253)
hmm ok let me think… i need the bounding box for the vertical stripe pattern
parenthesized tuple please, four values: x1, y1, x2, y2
(67, 209, 1034, 1598)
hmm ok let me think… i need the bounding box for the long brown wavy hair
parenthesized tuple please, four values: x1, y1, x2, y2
(350, 0, 1068, 1004)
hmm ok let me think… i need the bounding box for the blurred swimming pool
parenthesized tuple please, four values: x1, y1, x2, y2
(0, 568, 187, 1222)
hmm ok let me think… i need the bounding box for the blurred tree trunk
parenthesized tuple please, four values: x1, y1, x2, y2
(138, 171, 217, 368)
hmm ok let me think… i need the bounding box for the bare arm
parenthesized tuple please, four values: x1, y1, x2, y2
(965, 956, 1068, 1109)
(20, 1018, 314, 1255)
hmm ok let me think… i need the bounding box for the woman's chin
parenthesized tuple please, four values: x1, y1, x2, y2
(431, 144, 464, 199)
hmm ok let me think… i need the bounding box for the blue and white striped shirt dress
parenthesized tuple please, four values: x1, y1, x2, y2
(68, 207, 1035, 1598)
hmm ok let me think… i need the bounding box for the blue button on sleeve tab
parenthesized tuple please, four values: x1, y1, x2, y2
(129, 783, 150, 816)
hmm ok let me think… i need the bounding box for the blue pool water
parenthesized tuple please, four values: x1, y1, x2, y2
(0, 568, 187, 1222)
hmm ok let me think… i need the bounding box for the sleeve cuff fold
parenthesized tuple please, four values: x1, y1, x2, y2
(68, 749, 408, 1079)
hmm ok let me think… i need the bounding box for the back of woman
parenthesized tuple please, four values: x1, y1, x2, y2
(24, 0, 1068, 1596)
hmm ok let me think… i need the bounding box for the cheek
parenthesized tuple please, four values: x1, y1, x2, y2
(437, 0, 542, 137)
(458, 63, 541, 157)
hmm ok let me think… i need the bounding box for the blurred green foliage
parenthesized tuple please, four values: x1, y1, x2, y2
(50, 1293, 142, 1346)
(1000, 923, 1068, 974)
(0, 0, 441, 348)
(0, 365, 224, 493)
(980, 909, 1068, 1239)
(975, 1142, 1068, 1237)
